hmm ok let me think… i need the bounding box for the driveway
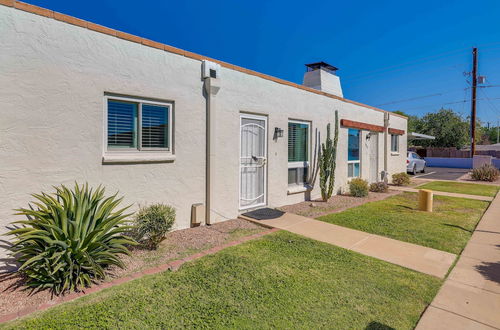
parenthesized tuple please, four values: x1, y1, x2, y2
(411, 167, 470, 180)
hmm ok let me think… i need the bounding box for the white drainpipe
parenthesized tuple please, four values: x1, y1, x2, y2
(383, 112, 390, 182)
(202, 61, 221, 225)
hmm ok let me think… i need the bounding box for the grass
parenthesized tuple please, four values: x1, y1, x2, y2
(3, 231, 441, 329)
(417, 181, 499, 197)
(318, 192, 489, 254)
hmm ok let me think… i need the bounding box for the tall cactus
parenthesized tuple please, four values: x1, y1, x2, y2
(319, 110, 339, 201)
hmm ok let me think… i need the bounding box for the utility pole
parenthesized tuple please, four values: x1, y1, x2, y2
(471, 47, 478, 157)
(497, 119, 499, 144)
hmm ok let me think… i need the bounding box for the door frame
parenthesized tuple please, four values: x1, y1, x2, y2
(238, 113, 268, 211)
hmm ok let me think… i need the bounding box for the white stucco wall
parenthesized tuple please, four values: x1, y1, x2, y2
(0, 5, 407, 262)
(0, 6, 208, 261)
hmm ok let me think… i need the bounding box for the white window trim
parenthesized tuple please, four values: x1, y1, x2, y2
(287, 120, 311, 187)
(347, 129, 361, 178)
(103, 95, 174, 164)
(347, 160, 361, 178)
(391, 134, 400, 154)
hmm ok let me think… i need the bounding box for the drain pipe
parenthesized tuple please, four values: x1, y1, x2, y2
(202, 61, 221, 225)
(383, 112, 390, 183)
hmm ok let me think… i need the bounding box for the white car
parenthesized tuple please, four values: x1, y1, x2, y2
(407, 151, 426, 175)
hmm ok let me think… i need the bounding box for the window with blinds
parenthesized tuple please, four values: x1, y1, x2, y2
(288, 122, 309, 162)
(142, 104, 168, 149)
(107, 97, 171, 151)
(288, 121, 310, 185)
(107, 100, 138, 148)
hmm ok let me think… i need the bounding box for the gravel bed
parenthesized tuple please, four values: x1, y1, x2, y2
(279, 190, 402, 218)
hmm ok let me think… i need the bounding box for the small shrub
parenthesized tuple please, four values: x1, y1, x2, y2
(132, 204, 175, 249)
(471, 164, 500, 182)
(392, 172, 411, 186)
(7, 183, 135, 295)
(369, 181, 389, 193)
(349, 178, 369, 197)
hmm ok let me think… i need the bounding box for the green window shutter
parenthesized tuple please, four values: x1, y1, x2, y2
(288, 122, 309, 162)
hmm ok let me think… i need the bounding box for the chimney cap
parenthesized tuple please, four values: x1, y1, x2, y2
(305, 61, 338, 73)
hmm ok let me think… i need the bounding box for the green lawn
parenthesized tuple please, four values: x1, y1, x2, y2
(318, 192, 489, 254)
(3, 232, 441, 329)
(417, 181, 499, 197)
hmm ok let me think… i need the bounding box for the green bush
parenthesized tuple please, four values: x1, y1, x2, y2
(132, 204, 175, 249)
(392, 172, 411, 186)
(471, 164, 500, 182)
(369, 181, 389, 193)
(349, 178, 369, 197)
(7, 183, 135, 295)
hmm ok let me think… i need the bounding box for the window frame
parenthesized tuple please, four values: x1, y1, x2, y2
(104, 95, 173, 154)
(287, 119, 311, 186)
(391, 134, 399, 153)
(347, 128, 361, 178)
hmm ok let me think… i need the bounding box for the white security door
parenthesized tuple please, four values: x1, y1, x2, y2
(240, 114, 267, 210)
(369, 132, 379, 183)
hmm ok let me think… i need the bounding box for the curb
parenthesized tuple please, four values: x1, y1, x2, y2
(0, 227, 280, 324)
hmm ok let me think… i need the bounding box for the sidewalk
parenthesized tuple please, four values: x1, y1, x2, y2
(241, 212, 456, 278)
(417, 192, 500, 329)
(390, 185, 494, 202)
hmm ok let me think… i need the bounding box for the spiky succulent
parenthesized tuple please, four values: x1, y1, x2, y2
(7, 183, 136, 295)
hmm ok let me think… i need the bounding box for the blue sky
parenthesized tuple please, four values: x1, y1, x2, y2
(27, 0, 500, 124)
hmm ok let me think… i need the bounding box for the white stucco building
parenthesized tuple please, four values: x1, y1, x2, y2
(0, 1, 407, 263)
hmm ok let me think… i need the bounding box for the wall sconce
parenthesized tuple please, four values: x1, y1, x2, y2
(366, 133, 371, 141)
(274, 127, 284, 139)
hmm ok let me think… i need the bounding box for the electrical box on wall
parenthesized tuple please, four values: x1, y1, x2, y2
(191, 203, 205, 226)
(202, 60, 221, 79)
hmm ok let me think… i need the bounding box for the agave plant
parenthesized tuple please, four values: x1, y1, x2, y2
(7, 183, 136, 295)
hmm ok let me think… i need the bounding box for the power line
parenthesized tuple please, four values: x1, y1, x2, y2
(344, 47, 468, 82)
(479, 79, 500, 116)
(392, 97, 500, 112)
(375, 86, 500, 107)
(376, 88, 466, 106)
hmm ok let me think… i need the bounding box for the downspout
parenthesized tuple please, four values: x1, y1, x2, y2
(203, 61, 221, 225)
(383, 112, 390, 183)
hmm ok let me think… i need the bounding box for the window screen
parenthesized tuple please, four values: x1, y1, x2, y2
(391, 134, 399, 152)
(288, 121, 310, 185)
(288, 122, 309, 162)
(107, 100, 137, 148)
(107, 98, 170, 151)
(142, 104, 168, 149)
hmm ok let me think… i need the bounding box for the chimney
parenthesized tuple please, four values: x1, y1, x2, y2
(303, 62, 343, 97)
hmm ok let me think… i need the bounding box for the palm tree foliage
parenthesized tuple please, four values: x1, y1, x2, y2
(7, 183, 135, 295)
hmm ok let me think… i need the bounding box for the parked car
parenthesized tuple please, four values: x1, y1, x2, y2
(407, 151, 426, 175)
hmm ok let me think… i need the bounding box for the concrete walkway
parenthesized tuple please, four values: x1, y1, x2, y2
(417, 192, 500, 329)
(391, 186, 494, 202)
(241, 212, 456, 278)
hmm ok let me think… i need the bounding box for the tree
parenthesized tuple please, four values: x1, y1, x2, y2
(416, 108, 470, 148)
(392, 110, 422, 133)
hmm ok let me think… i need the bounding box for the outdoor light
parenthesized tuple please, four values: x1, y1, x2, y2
(275, 127, 284, 138)
(366, 133, 371, 141)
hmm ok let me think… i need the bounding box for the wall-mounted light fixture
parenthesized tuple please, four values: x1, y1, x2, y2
(274, 127, 284, 139)
(366, 132, 371, 141)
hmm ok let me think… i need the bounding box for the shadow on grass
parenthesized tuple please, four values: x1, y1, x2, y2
(395, 204, 415, 211)
(442, 224, 473, 233)
(365, 321, 395, 330)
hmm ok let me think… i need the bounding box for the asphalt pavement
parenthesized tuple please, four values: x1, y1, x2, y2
(409, 167, 470, 180)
